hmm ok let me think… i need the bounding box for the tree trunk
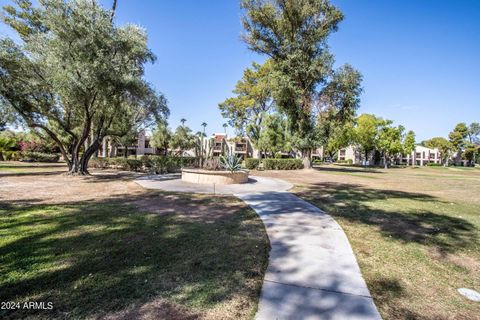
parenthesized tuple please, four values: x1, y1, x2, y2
(301, 149, 312, 169)
(80, 139, 100, 174)
(0, 152, 4, 161)
(384, 154, 388, 169)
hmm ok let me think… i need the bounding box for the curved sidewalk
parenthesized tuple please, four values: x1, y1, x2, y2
(134, 175, 381, 319)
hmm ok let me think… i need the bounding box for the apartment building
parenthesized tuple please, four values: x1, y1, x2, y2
(100, 131, 163, 157)
(401, 145, 441, 166)
(335, 145, 442, 166)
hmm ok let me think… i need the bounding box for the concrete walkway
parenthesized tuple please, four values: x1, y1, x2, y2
(134, 175, 381, 319)
(135, 173, 293, 195)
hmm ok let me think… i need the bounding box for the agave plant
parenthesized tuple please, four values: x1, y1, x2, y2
(220, 154, 242, 173)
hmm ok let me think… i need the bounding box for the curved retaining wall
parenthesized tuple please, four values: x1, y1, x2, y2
(182, 169, 249, 185)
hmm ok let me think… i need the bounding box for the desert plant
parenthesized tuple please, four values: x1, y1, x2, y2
(220, 154, 242, 172)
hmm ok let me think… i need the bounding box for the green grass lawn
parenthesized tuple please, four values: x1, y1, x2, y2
(293, 166, 480, 319)
(255, 165, 480, 319)
(0, 161, 66, 175)
(0, 191, 268, 319)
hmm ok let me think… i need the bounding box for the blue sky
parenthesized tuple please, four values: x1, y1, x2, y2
(1, 0, 479, 141)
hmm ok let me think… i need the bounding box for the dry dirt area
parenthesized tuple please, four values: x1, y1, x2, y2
(0, 162, 268, 320)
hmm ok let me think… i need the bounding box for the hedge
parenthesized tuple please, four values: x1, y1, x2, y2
(245, 158, 261, 170)
(21, 152, 59, 163)
(88, 156, 197, 173)
(336, 159, 353, 165)
(3, 151, 21, 161)
(262, 158, 303, 170)
(426, 163, 442, 167)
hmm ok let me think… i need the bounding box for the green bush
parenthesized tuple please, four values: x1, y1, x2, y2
(426, 163, 442, 167)
(245, 158, 261, 170)
(150, 156, 197, 174)
(312, 159, 323, 165)
(140, 155, 153, 169)
(263, 158, 303, 170)
(21, 152, 59, 162)
(3, 151, 20, 161)
(87, 156, 197, 173)
(88, 157, 109, 169)
(126, 159, 142, 171)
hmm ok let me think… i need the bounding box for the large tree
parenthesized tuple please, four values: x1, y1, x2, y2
(402, 130, 416, 166)
(150, 120, 172, 156)
(353, 114, 380, 165)
(448, 123, 468, 153)
(467, 122, 480, 165)
(170, 125, 195, 156)
(376, 120, 404, 169)
(219, 60, 273, 156)
(424, 137, 452, 166)
(256, 112, 291, 157)
(240, 0, 362, 167)
(0, 0, 168, 174)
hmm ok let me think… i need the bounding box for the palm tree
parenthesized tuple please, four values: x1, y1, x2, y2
(200, 122, 207, 166)
(180, 118, 187, 127)
(223, 123, 228, 134)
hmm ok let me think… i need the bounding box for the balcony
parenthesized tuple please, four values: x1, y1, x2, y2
(234, 147, 247, 153)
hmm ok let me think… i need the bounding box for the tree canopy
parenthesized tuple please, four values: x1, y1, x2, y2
(219, 60, 273, 149)
(0, 0, 168, 174)
(240, 0, 362, 167)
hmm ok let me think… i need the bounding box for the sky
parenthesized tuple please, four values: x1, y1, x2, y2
(1, 0, 479, 141)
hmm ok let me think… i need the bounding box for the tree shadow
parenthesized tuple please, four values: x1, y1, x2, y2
(313, 166, 383, 174)
(0, 163, 65, 169)
(0, 171, 65, 177)
(0, 192, 269, 319)
(295, 182, 478, 255)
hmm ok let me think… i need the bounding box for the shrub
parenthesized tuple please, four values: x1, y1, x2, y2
(312, 159, 323, 165)
(426, 163, 442, 167)
(245, 158, 261, 170)
(88, 157, 109, 169)
(3, 151, 20, 161)
(21, 152, 59, 162)
(140, 155, 153, 169)
(150, 156, 197, 174)
(109, 157, 128, 169)
(263, 158, 303, 170)
(126, 159, 142, 171)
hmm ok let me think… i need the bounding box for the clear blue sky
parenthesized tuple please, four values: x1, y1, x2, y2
(1, 0, 479, 141)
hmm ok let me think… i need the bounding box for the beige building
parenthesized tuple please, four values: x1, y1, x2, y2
(402, 145, 441, 166)
(100, 131, 163, 157)
(334, 145, 442, 166)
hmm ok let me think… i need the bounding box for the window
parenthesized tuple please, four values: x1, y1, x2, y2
(340, 149, 346, 156)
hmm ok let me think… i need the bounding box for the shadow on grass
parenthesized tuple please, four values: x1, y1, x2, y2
(0, 192, 269, 319)
(0, 171, 66, 177)
(312, 166, 383, 174)
(296, 182, 477, 255)
(0, 163, 65, 169)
